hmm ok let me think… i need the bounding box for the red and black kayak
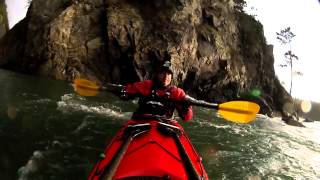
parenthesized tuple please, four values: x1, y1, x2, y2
(88, 117, 209, 180)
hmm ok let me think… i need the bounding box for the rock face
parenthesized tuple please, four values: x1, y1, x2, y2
(0, 0, 8, 38)
(0, 0, 300, 123)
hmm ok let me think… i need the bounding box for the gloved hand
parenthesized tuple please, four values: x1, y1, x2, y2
(180, 101, 192, 112)
(177, 100, 193, 121)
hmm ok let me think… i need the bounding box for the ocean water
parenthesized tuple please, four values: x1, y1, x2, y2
(0, 69, 319, 180)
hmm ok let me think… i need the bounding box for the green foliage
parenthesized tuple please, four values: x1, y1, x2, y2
(0, 0, 9, 31)
(277, 27, 298, 66)
(234, 0, 247, 12)
(27, 0, 71, 7)
(27, 0, 32, 7)
(276, 27, 295, 44)
(237, 12, 266, 51)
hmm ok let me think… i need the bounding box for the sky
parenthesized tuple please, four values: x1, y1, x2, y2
(245, 0, 320, 102)
(5, 0, 28, 28)
(4, 0, 320, 102)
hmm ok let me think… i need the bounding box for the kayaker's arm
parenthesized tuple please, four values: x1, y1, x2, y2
(73, 78, 260, 123)
(101, 83, 124, 93)
(170, 87, 193, 121)
(103, 80, 153, 100)
(102, 83, 135, 100)
(176, 94, 218, 122)
(176, 103, 193, 122)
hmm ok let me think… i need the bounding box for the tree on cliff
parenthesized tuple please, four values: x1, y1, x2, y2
(0, 0, 9, 38)
(276, 27, 302, 95)
(234, 0, 247, 12)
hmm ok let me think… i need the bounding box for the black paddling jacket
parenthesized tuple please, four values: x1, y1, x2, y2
(123, 80, 193, 121)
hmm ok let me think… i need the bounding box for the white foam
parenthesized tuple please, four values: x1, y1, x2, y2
(56, 94, 131, 119)
(254, 116, 320, 179)
(18, 151, 44, 180)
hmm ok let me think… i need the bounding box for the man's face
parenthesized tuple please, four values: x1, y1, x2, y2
(158, 71, 172, 87)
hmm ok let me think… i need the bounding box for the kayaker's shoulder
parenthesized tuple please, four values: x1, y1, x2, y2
(133, 80, 153, 86)
(170, 86, 185, 92)
(169, 86, 186, 98)
(127, 80, 153, 89)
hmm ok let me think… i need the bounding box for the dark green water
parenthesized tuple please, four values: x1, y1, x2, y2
(1, 69, 320, 180)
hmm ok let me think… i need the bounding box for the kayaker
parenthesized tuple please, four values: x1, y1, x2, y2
(119, 60, 193, 121)
(88, 64, 207, 179)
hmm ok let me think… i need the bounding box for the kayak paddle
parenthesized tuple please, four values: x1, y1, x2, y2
(184, 95, 260, 123)
(73, 78, 122, 96)
(73, 78, 260, 123)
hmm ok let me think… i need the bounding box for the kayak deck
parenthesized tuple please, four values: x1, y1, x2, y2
(88, 119, 208, 180)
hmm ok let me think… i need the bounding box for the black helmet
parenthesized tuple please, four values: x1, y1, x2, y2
(158, 60, 173, 74)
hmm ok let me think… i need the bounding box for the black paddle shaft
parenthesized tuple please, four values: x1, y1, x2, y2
(184, 95, 219, 109)
(103, 84, 219, 110)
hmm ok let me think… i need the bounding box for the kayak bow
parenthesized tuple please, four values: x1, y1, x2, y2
(88, 118, 208, 180)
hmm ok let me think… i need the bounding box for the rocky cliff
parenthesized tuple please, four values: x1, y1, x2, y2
(0, 0, 301, 125)
(0, 0, 8, 38)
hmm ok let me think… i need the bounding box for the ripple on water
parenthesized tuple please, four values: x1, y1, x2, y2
(56, 94, 131, 120)
(251, 117, 320, 179)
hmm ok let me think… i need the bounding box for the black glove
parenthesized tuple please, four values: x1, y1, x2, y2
(180, 101, 191, 112)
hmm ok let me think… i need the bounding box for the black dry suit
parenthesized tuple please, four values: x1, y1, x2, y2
(133, 86, 176, 119)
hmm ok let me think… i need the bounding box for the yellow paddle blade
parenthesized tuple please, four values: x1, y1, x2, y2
(73, 78, 100, 96)
(218, 101, 260, 123)
(74, 78, 100, 90)
(73, 84, 99, 96)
